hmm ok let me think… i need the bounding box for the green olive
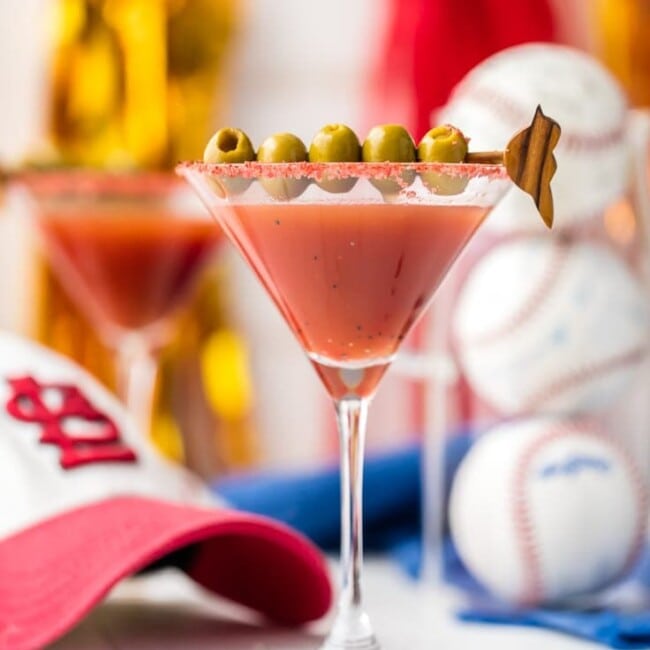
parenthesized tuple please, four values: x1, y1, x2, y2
(257, 132, 308, 163)
(417, 125, 468, 163)
(309, 124, 360, 162)
(309, 124, 360, 193)
(417, 125, 469, 196)
(362, 124, 416, 163)
(204, 127, 255, 163)
(203, 127, 255, 196)
(362, 124, 416, 196)
(257, 132, 309, 200)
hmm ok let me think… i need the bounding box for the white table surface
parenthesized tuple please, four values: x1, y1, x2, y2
(50, 559, 602, 649)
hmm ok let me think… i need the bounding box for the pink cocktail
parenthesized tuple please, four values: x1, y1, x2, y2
(38, 205, 220, 334)
(222, 201, 488, 399)
(19, 171, 221, 435)
(178, 159, 513, 649)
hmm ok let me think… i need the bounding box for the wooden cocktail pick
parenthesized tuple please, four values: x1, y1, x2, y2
(467, 106, 561, 228)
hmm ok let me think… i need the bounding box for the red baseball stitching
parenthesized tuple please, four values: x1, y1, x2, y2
(512, 421, 647, 605)
(463, 242, 569, 347)
(457, 239, 647, 415)
(451, 84, 626, 153)
(523, 346, 648, 413)
(513, 425, 553, 605)
(608, 435, 649, 582)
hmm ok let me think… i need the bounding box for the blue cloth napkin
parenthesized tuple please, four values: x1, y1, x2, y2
(459, 606, 650, 649)
(449, 543, 650, 649)
(215, 444, 422, 556)
(212, 443, 650, 648)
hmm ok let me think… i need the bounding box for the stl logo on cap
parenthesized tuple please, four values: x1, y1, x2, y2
(5, 376, 137, 469)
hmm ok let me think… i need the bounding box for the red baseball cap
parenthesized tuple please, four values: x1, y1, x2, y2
(0, 332, 332, 650)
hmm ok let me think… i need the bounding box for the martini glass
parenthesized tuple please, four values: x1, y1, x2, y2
(17, 170, 222, 436)
(178, 160, 511, 649)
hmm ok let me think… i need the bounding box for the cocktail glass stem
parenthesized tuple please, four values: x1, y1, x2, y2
(322, 397, 379, 650)
(115, 333, 158, 437)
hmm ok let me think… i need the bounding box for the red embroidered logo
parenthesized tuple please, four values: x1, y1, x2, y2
(5, 376, 137, 469)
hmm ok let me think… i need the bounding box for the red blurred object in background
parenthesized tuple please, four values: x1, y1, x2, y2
(366, 0, 558, 138)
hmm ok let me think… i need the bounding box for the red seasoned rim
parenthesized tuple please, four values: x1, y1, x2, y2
(176, 160, 508, 181)
(12, 169, 186, 197)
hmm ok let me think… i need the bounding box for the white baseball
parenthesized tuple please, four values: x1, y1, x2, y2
(453, 238, 648, 416)
(449, 417, 646, 605)
(438, 43, 630, 233)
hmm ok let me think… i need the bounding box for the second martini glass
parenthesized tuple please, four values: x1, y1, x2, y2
(179, 158, 514, 648)
(18, 171, 222, 436)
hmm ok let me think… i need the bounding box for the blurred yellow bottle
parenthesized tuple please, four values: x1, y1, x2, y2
(592, 0, 650, 259)
(594, 0, 650, 107)
(35, 0, 257, 475)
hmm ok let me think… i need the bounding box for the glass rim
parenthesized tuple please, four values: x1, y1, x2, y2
(176, 160, 509, 181)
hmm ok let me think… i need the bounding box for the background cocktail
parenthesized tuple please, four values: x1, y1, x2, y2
(180, 160, 512, 650)
(11, 0, 250, 474)
(39, 207, 220, 334)
(19, 171, 221, 437)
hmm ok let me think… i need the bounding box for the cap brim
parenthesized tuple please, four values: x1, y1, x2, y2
(0, 496, 332, 650)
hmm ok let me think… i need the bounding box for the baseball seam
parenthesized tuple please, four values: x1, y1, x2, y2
(451, 84, 626, 153)
(524, 345, 648, 413)
(513, 425, 552, 605)
(462, 242, 569, 347)
(609, 435, 649, 582)
(458, 239, 647, 415)
(512, 421, 647, 605)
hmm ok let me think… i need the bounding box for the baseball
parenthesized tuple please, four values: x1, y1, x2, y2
(449, 417, 647, 606)
(438, 43, 629, 233)
(453, 237, 648, 416)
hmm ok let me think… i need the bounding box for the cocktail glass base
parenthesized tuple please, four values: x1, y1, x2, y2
(320, 606, 380, 649)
